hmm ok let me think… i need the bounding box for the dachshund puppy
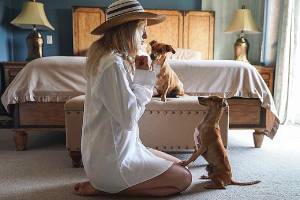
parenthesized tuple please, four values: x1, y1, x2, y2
(149, 40, 184, 102)
(180, 96, 260, 189)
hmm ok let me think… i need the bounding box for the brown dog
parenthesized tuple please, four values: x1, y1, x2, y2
(180, 96, 260, 189)
(149, 40, 184, 102)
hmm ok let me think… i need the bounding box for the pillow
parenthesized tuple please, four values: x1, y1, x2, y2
(167, 48, 202, 60)
(139, 44, 202, 61)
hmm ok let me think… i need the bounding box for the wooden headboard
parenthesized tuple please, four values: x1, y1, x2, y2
(73, 7, 215, 59)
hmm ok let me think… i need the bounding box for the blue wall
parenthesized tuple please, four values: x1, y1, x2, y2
(0, 0, 12, 61)
(5, 0, 201, 61)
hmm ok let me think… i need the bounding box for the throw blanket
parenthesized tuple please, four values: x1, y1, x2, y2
(170, 59, 277, 117)
(1, 56, 86, 108)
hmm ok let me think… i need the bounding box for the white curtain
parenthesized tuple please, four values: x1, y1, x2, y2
(274, 0, 300, 124)
(260, 0, 281, 66)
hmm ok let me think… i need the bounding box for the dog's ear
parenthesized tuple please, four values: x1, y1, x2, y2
(149, 40, 157, 46)
(166, 45, 176, 54)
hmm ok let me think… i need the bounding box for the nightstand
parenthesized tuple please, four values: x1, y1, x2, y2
(254, 65, 274, 94)
(1, 62, 27, 88)
(0, 62, 27, 127)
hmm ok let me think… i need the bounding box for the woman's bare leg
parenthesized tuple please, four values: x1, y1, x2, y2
(74, 150, 191, 197)
(74, 163, 191, 197)
(119, 164, 192, 197)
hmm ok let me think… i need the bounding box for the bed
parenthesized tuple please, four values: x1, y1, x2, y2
(0, 7, 279, 151)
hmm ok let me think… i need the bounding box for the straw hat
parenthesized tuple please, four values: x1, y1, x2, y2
(91, 0, 166, 35)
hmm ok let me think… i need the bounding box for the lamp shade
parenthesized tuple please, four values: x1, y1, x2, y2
(225, 8, 260, 33)
(11, 1, 54, 30)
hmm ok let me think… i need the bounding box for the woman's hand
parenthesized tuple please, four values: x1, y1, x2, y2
(135, 55, 150, 70)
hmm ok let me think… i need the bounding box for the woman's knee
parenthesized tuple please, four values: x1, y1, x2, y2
(178, 167, 192, 191)
(169, 164, 192, 191)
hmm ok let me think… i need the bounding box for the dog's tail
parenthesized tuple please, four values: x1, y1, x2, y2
(231, 180, 261, 186)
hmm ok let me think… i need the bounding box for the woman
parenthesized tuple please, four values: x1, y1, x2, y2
(74, 0, 192, 197)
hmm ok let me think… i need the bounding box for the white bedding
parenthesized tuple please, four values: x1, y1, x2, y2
(1, 56, 86, 108)
(170, 59, 278, 117)
(1, 56, 279, 138)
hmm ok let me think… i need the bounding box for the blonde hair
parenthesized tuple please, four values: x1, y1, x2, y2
(86, 20, 146, 76)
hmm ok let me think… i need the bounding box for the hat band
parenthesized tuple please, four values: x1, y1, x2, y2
(107, 1, 144, 20)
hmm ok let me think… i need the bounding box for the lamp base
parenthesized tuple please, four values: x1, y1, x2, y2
(234, 36, 249, 63)
(26, 29, 43, 61)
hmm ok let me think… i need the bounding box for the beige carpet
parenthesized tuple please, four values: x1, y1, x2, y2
(0, 125, 300, 200)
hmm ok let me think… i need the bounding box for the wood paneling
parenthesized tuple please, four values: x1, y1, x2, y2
(145, 10, 183, 48)
(72, 8, 214, 59)
(1, 62, 27, 88)
(183, 11, 214, 59)
(16, 99, 265, 129)
(19, 102, 65, 126)
(228, 98, 264, 127)
(254, 65, 274, 94)
(72, 7, 105, 56)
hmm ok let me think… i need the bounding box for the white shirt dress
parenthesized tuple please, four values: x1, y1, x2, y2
(81, 53, 173, 193)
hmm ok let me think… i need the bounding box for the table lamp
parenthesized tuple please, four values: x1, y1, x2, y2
(10, 0, 54, 61)
(225, 6, 260, 63)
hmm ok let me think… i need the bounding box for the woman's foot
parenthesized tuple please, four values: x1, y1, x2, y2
(73, 181, 103, 196)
